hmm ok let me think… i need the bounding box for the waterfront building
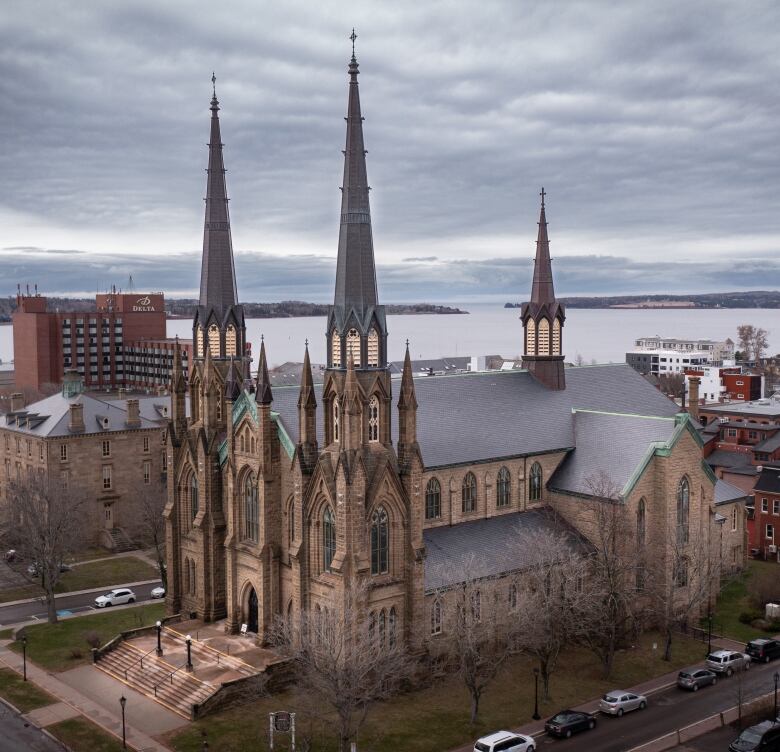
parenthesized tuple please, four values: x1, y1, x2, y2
(164, 49, 744, 650)
(633, 336, 735, 360)
(626, 349, 710, 376)
(684, 364, 763, 403)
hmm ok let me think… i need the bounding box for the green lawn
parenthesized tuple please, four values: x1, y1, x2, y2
(168, 631, 703, 752)
(9, 604, 165, 672)
(0, 556, 158, 604)
(0, 628, 14, 640)
(48, 717, 130, 752)
(0, 667, 57, 712)
(711, 560, 779, 643)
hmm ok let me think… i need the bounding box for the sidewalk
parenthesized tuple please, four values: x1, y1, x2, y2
(0, 642, 171, 751)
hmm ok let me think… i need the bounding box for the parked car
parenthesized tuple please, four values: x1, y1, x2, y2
(706, 650, 751, 676)
(94, 588, 136, 608)
(746, 638, 780, 664)
(677, 668, 718, 691)
(27, 561, 72, 577)
(150, 586, 166, 599)
(544, 710, 596, 739)
(729, 720, 780, 751)
(474, 730, 535, 752)
(599, 690, 647, 717)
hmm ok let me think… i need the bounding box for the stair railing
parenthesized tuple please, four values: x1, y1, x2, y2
(123, 646, 159, 681)
(153, 661, 191, 698)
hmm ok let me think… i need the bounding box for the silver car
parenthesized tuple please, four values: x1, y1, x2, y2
(599, 690, 647, 716)
(706, 650, 751, 676)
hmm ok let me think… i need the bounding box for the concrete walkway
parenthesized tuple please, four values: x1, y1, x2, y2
(0, 643, 172, 751)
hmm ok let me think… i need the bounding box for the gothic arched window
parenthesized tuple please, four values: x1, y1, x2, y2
(537, 318, 550, 355)
(367, 328, 379, 367)
(196, 326, 204, 357)
(244, 472, 259, 542)
(509, 582, 518, 610)
(333, 400, 340, 443)
(462, 472, 477, 513)
(525, 318, 536, 355)
(529, 462, 543, 501)
(378, 609, 386, 646)
(331, 329, 341, 368)
(323, 506, 336, 573)
(431, 599, 442, 635)
(552, 318, 561, 355)
(225, 324, 237, 356)
(190, 474, 199, 520)
(425, 478, 441, 520)
(207, 324, 220, 356)
(677, 477, 690, 545)
(346, 328, 361, 366)
(389, 606, 397, 648)
(637, 498, 646, 548)
(368, 396, 379, 442)
(371, 507, 389, 575)
(497, 467, 511, 508)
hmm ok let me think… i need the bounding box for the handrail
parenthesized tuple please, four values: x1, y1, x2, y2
(153, 661, 191, 698)
(163, 626, 250, 668)
(123, 646, 158, 681)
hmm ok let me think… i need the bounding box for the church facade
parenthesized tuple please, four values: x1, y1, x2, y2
(164, 52, 746, 650)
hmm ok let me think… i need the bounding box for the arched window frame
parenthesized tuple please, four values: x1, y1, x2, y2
(676, 477, 690, 546)
(323, 505, 336, 573)
(244, 472, 259, 542)
(371, 506, 389, 575)
(388, 606, 397, 648)
(509, 582, 518, 610)
(331, 329, 342, 368)
(462, 472, 477, 513)
(552, 318, 562, 355)
(537, 318, 550, 355)
(525, 318, 536, 355)
(346, 328, 361, 366)
(378, 609, 386, 646)
(196, 326, 204, 357)
(431, 599, 442, 635)
(333, 400, 340, 443)
(367, 328, 379, 367)
(225, 324, 237, 356)
(637, 498, 646, 548)
(368, 396, 379, 443)
(425, 478, 441, 520)
(190, 473, 199, 521)
(529, 462, 543, 501)
(207, 324, 220, 356)
(497, 467, 511, 508)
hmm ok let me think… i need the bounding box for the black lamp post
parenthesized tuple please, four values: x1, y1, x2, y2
(156, 620, 163, 657)
(532, 667, 541, 721)
(201, 730, 209, 751)
(119, 695, 127, 749)
(21, 635, 27, 682)
(773, 671, 779, 721)
(186, 634, 193, 671)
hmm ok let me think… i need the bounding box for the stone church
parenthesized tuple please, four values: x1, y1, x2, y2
(164, 51, 746, 649)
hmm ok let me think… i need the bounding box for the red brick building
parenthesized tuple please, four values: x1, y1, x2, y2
(13, 291, 169, 392)
(752, 467, 780, 561)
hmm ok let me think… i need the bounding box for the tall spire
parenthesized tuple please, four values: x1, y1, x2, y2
(255, 339, 273, 405)
(298, 342, 316, 410)
(530, 187, 555, 306)
(333, 34, 379, 321)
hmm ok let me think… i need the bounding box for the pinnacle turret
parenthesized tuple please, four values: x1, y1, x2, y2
(529, 187, 555, 307)
(255, 339, 273, 405)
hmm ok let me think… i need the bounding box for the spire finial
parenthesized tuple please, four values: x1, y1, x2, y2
(405, 338, 409, 349)
(540, 186, 546, 209)
(350, 28, 357, 59)
(212, 72, 216, 98)
(305, 338, 309, 348)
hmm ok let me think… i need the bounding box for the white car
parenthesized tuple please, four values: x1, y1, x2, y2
(150, 586, 166, 599)
(599, 690, 648, 716)
(94, 588, 136, 608)
(474, 730, 535, 752)
(706, 650, 751, 676)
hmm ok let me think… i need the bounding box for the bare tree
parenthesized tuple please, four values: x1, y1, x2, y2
(125, 479, 166, 588)
(737, 324, 756, 360)
(0, 474, 87, 623)
(574, 353, 586, 366)
(753, 328, 769, 362)
(269, 581, 412, 752)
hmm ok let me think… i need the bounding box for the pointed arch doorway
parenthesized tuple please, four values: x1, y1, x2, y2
(246, 587, 259, 634)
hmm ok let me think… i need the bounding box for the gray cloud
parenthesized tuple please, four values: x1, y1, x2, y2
(1, 0, 779, 291)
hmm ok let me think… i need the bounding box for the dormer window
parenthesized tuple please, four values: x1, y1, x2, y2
(331, 329, 342, 368)
(367, 328, 379, 367)
(346, 329, 361, 366)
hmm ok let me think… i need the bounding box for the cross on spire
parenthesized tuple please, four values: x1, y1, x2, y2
(211, 72, 216, 98)
(540, 186, 546, 208)
(350, 28, 357, 58)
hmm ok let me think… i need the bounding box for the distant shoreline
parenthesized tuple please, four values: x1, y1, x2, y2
(505, 290, 780, 310)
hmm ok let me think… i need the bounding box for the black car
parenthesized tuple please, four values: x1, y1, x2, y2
(544, 710, 596, 739)
(745, 638, 780, 664)
(729, 720, 780, 751)
(677, 668, 718, 691)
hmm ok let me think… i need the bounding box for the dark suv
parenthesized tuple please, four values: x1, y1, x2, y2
(729, 720, 780, 751)
(745, 638, 780, 664)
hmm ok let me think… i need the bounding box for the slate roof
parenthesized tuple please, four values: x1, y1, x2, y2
(714, 478, 750, 505)
(754, 466, 780, 494)
(2, 393, 167, 437)
(423, 508, 588, 591)
(755, 433, 780, 453)
(270, 363, 680, 469)
(548, 411, 678, 497)
(706, 450, 756, 476)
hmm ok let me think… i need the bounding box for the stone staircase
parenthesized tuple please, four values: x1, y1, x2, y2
(108, 527, 136, 553)
(95, 641, 215, 718)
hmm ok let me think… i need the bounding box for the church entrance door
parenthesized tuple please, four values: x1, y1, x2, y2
(247, 587, 259, 634)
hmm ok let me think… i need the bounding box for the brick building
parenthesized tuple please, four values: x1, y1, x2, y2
(0, 371, 169, 549)
(752, 467, 780, 561)
(165, 52, 744, 650)
(684, 364, 762, 404)
(12, 290, 177, 392)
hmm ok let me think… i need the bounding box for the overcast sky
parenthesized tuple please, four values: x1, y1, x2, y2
(2, 0, 779, 301)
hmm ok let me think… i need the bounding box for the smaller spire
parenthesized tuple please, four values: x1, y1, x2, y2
(398, 340, 417, 409)
(344, 348, 359, 397)
(225, 357, 241, 401)
(255, 339, 273, 405)
(298, 341, 316, 409)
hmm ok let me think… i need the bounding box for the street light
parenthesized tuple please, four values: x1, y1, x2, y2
(532, 667, 541, 721)
(119, 695, 127, 749)
(155, 620, 163, 657)
(21, 635, 27, 682)
(186, 634, 193, 671)
(774, 671, 779, 721)
(201, 730, 209, 751)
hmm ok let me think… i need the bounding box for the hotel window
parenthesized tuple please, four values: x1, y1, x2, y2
(525, 318, 536, 355)
(367, 328, 379, 367)
(225, 324, 237, 356)
(143, 436, 149, 453)
(774, 500, 779, 516)
(762, 498, 769, 513)
(537, 318, 550, 355)
(207, 324, 220, 356)
(102, 440, 110, 457)
(60, 444, 68, 462)
(143, 461, 151, 485)
(102, 465, 112, 490)
(331, 329, 341, 367)
(552, 318, 561, 355)
(368, 396, 379, 442)
(767, 524, 774, 540)
(346, 328, 361, 366)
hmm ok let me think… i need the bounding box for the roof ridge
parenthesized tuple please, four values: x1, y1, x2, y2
(572, 408, 676, 421)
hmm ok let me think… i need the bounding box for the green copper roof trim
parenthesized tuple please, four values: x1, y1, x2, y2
(231, 391, 258, 426)
(218, 439, 228, 466)
(271, 412, 295, 459)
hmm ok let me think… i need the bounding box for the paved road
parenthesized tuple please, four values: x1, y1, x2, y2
(0, 703, 64, 751)
(533, 659, 780, 750)
(0, 581, 162, 626)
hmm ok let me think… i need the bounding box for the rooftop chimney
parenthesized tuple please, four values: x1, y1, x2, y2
(688, 376, 701, 422)
(126, 399, 141, 428)
(68, 403, 84, 433)
(9, 393, 24, 412)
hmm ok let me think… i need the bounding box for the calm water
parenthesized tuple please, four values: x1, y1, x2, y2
(3, 306, 780, 369)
